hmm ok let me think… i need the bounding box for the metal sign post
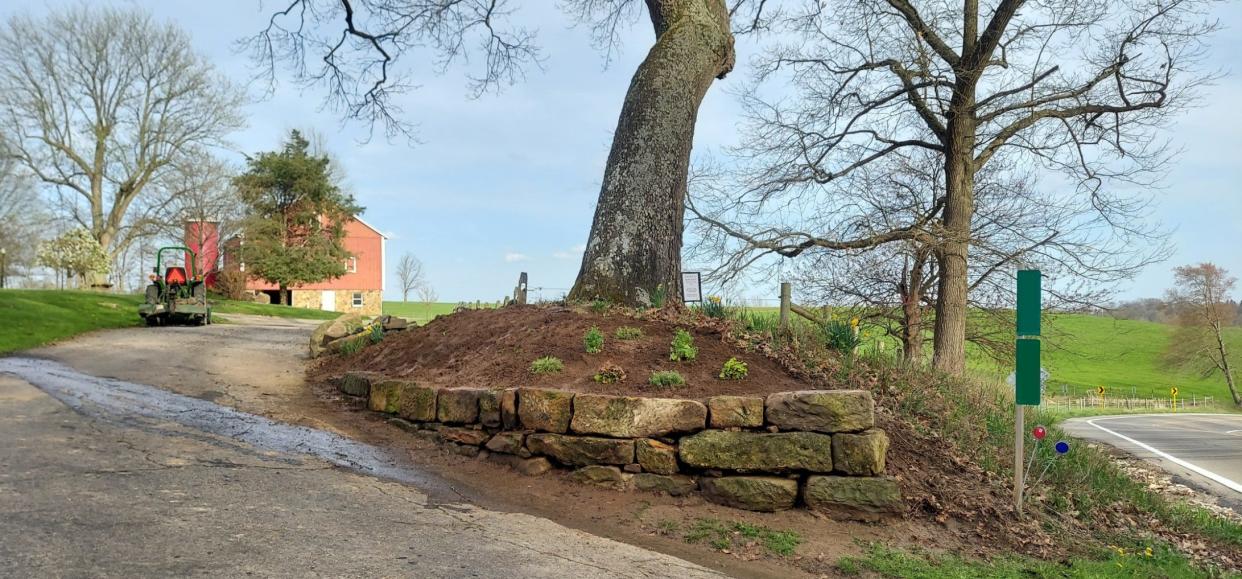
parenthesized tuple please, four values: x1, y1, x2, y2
(1014, 270, 1042, 517)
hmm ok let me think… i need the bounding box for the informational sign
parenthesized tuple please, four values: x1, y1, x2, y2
(681, 272, 702, 303)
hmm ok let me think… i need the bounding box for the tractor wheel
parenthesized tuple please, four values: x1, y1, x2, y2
(144, 284, 159, 304)
(145, 315, 162, 327)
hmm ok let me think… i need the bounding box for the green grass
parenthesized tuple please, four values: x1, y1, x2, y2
(682, 518, 802, 557)
(728, 306, 1241, 408)
(0, 289, 348, 355)
(529, 356, 564, 374)
(382, 301, 468, 325)
(837, 542, 1232, 578)
(0, 290, 144, 354)
(210, 299, 340, 320)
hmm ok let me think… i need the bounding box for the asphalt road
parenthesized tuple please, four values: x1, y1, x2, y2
(0, 356, 724, 579)
(1062, 413, 1242, 513)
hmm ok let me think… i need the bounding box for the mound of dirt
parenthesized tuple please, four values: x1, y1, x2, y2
(313, 305, 808, 398)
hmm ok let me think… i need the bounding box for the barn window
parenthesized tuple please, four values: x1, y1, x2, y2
(352, 292, 363, 307)
(347, 257, 358, 273)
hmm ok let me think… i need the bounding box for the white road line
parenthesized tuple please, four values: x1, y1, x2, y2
(1085, 417, 1242, 495)
(1228, 430, 1242, 436)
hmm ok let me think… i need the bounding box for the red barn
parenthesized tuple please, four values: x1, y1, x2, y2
(226, 217, 387, 317)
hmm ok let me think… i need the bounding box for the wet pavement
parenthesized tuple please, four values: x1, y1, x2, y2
(0, 357, 724, 578)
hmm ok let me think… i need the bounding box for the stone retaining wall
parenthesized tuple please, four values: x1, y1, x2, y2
(337, 372, 900, 516)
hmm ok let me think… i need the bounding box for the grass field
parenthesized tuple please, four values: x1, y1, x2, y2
(0, 289, 342, 354)
(723, 305, 1240, 408)
(383, 301, 475, 325)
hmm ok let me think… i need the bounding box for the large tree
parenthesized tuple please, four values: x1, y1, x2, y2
(0, 5, 245, 269)
(234, 131, 363, 305)
(687, 0, 1216, 373)
(249, 0, 771, 307)
(1164, 263, 1240, 407)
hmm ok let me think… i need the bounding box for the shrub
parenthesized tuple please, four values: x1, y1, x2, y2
(719, 357, 748, 380)
(589, 298, 608, 314)
(529, 356, 564, 374)
(822, 320, 861, 353)
(614, 326, 643, 340)
(669, 328, 697, 361)
(593, 364, 626, 384)
(212, 269, 248, 301)
(584, 326, 604, 353)
(647, 370, 685, 389)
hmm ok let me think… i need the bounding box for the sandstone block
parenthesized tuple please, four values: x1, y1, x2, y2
(706, 395, 764, 428)
(633, 473, 696, 496)
(484, 431, 526, 455)
(518, 388, 574, 433)
(437, 388, 483, 424)
(568, 465, 630, 489)
(803, 476, 902, 519)
(478, 389, 502, 428)
(833, 429, 889, 476)
(499, 388, 519, 429)
(338, 371, 376, 397)
(396, 383, 437, 422)
(765, 390, 874, 433)
(635, 439, 679, 475)
(368, 380, 404, 414)
(437, 425, 491, 446)
(488, 454, 553, 476)
(526, 434, 634, 466)
(570, 394, 707, 438)
(699, 476, 798, 512)
(679, 430, 833, 472)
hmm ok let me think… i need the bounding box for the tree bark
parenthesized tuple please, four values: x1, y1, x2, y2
(1212, 320, 1241, 406)
(932, 99, 977, 374)
(568, 0, 735, 307)
(900, 251, 929, 366)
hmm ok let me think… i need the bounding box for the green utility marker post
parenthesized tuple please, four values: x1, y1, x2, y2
(1014, 269, 1041, 517)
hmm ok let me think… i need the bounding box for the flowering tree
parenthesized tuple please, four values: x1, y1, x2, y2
(36, 229, 110, 288)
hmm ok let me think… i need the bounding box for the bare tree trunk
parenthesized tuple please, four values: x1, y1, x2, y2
(933, 112, 977, 374)
(900, 259, 926, 366)
(1212, 321, 1241, 406)
(569, 0, 734, 307)
(279, 285, 289, 306)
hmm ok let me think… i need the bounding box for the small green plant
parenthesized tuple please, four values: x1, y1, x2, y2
(821, 320, 861, 353)
(700, 295, 727, 318)
(584, 326, 604, 353)
(647, 370, 686, 389)
(589, 298, 608, 314)
(683, 518, 802, 557)
(614, 326, 643, 340)
(368, 323, 384, 344)
(529, 356, 564, 374)
(655, 519, 680, 536)
(669, 328, 697, 361)
(719, 357, 748, 380)
(650, 284, 667, 309)
(337, 337, 365, 355)
(593, 364, 626, 384)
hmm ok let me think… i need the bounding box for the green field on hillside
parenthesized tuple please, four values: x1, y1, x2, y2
(382, 301, 471, 325)
(0, 289, 342, 354)
(725, 305, 1239, 407)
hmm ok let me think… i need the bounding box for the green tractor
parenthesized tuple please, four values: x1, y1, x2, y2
(139, 246, 212, 326)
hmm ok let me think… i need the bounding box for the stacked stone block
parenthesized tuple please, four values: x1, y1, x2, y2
(340, 372, 901, 516)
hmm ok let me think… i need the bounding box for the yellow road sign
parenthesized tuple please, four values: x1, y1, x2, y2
(1171, 386, 1179, 397)
(1096, 386, 1105, 396)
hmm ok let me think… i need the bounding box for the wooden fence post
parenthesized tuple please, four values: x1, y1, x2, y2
(779, 282, 791, 331)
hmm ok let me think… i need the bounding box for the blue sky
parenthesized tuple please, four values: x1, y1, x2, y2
(8, 1, 1241, 303)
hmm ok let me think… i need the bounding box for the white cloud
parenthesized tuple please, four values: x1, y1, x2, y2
(504, 252, 531, 263)
(553, 243, 587, 259)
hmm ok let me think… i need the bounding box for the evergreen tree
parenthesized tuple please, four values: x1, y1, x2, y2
(233, 130, 362, 305)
